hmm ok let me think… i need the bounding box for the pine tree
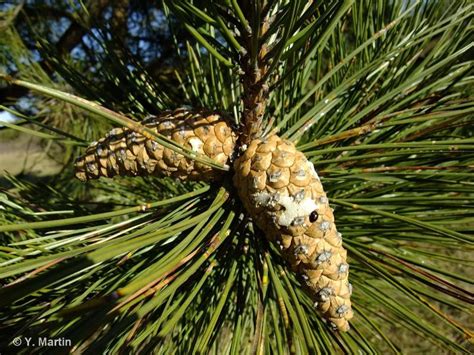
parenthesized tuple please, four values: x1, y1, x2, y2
(0, 1, 473, 353)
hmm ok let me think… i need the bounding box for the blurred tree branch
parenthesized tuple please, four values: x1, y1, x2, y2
(111, 0, 129, 43)
(53, 0, 110, 56)
(1, 0, 110, 103)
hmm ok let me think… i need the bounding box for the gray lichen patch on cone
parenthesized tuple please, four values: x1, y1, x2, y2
(233, 134, 353, 331)
(74, 108, 237, 182)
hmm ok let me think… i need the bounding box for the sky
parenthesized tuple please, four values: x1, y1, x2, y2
(0, 111, 17, 127)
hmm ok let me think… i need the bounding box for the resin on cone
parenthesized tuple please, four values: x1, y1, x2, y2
(75, 108, 237, 182)
(233, 135, 353, 331)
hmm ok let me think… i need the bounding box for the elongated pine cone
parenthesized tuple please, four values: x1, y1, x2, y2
(75, 108, 237, 182)
(233, 135, 353, 331)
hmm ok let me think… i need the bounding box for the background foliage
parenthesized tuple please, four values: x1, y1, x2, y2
(0, 0, 473, 353)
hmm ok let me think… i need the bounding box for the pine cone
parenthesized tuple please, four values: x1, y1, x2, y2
(233, 135, 353, 331)
(75, 108, 237, 182)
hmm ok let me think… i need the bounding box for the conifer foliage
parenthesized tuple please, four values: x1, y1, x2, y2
(0, 1, 473, 353)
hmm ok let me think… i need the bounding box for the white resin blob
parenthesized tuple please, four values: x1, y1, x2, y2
(253, 192, 318, 227)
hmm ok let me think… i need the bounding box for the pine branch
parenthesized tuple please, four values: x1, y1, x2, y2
(0, 1, 473, 353)
(238, 1, 272, 144)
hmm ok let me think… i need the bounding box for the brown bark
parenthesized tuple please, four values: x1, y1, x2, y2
(239, 3, 273, 145)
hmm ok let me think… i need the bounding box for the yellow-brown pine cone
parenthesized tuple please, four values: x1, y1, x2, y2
(75, 108, 237, 182)
(233, 135, 353, 331)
